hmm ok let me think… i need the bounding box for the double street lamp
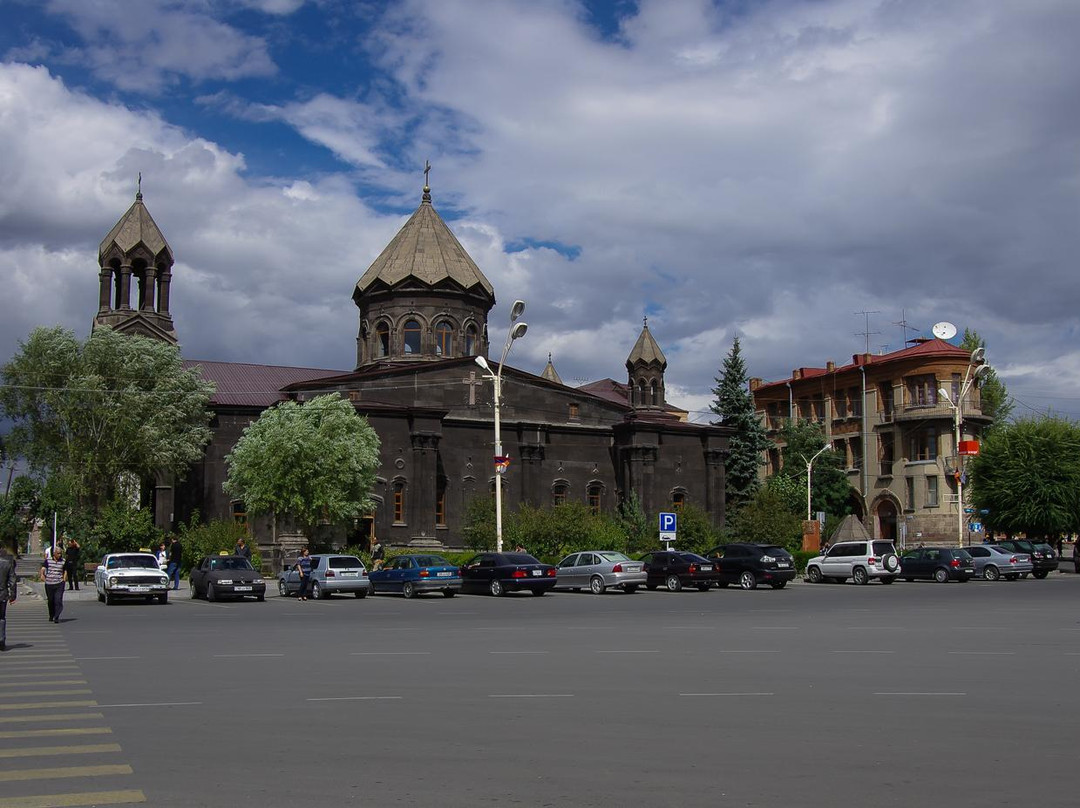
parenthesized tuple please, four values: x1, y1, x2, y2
(938, 348, 990, 547)
(475, 299, 528, 553)
(805, 442, 833, 521)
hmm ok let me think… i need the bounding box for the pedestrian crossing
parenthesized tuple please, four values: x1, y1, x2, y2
(0, 599, 146, 807)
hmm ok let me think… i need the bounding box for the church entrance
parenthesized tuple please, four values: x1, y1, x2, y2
(876, 499, 898, 543)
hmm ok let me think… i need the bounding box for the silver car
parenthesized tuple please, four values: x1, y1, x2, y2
(966, 544, 1033, 580)
(554, 551, 646, 594)
(278, 554, 370, 599)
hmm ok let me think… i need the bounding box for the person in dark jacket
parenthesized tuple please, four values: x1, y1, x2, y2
(295, 548, 313, 601)
(0, 544, 18, 651)
(166, 536, 183, 590)
(64, 538, 81, 591)
(233, 537, 252, 560)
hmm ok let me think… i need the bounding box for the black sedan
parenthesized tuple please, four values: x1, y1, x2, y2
(459, 552, 557, 596)
(639, 551, 720, 591)
(899, 547, 975, 583)
(706, 543, 798, 590)
(190, 555, 267, 601)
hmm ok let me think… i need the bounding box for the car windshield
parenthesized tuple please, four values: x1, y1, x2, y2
(210, 558, 254, 571)
(328, 557, 363, 569)
(599, 552, 630, 562)
(502, 553, 539, 565)
(112, 556, 158, 569)
(413, 556, 452, 567)
(872, 542, 896, 556)
(760, 546, 790, 558)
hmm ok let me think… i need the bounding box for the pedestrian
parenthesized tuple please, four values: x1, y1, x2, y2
(156, 542, 168, 570)
(233, 536, 252, 560)
(40, 545, 67, 624)
(371, 538, 385, 571)
(64, 537, 82, 591)
(295, 547, 313, 601)
(0, 543, 18, 651)
(1073, 540, 1079, 575)
(514, 544, 526, 553)
(166, 535, 183, 590)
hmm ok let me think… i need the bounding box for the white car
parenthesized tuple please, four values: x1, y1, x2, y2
(95, 552, 171, 605)
(805, 540, 901, 585)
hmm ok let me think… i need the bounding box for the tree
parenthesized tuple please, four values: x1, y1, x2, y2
(0, 326, 214, 513)
(969, 415, 1080, 540)
(616, 490, 653, 555)
(960, 329, 1013, 428)
(224, 394, 381, 541)
(775, 420, 852, 521)
(711, 337, 770, 509)
(725, 486, 804, 552)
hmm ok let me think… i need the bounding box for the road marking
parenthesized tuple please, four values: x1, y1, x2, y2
(0, 790, 145, 807)
(679, 692, 775, 697)
(595, 650, 659, 654)
(0, 764, 133, 783)
(0, 702, 97, 712)
(1, 662, 80, 667)
(96, 702, 202, 708)
(831, 650, 895, 654)
(74, 657, 140, 661)
(0, 728, 112, 739)
(488, 650, 548, 655)
(751, 627, 798, 630)
(488, 694, 574, 699)
(715, 650, 782, 654)
(1, 681, 87, 688)
(350, 651, 431, 656)
(0, 714, 104, 725)
(947, 651, 1015, 655)
(7, 653, 74, 659)
(306, 696, 402, 701)
(0, 691, 93, 698)
(873, 692, 966, 696)
(0, 743, 122, 759)
(212, 653, 284, 658)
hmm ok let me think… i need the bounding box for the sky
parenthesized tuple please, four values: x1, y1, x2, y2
(2, 0, 1080, 423)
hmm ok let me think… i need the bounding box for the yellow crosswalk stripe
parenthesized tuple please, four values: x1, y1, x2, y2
(0, 714, 103, 725)
(0, 764, 133, 783)
(0, 744, 122, 759)
(0, 692, 93, 699)
(0, 702, 97, 712)
(0, 789, 145, 807)
(0, 728, 112, 740)
(1, 682, 88, 688)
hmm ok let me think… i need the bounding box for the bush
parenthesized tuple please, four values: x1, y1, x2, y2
(175, 513, 257, 575)
(725, 487, 804, 552)
(85, 501, 162, 558)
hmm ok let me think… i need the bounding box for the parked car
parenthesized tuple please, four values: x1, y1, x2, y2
(805, 540, 900, 585)
(639, 551, 720, 591)
(990, 540, 1058, 578)
(705, 543, 797, 590)
(460, 552, 557, 596)
(368, 554, 460, 598)
(966, 544, 1032, 580)
(190, 555, 266, 601)
(95, 552, 171, 605)
(899, 547, 975, 583)
(278, 554, 370, 599)
(554, 551, 646, 594)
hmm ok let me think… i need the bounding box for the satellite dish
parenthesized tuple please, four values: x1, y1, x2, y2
(932, 321, 957, 340)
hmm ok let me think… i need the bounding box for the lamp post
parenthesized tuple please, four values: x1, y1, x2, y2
(475, 300, 528, 553)
(938, 348, 989, 547)
(805, 443, 833, 521)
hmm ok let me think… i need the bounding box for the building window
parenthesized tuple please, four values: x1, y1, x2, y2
(375, 322, 390, 358)
(672, 490, 686, 511)
(879, 382, 894, 416)
(851, 439, 862, 470)
(393, 481, 405, 523)
(403, 319, 422, 354)
(849, 387, 862, 417)
(907, 375, 937, 406)
(879, 433, 895, 476)
(909, 427, 938, 461)
(637, 381, 646, 405)
(464, 324, 478, 355)
(650, 381, 658, 405)
(568, 403, 579, 420)
(586, 483, 603, 515)
(926, 476, 939, 507)
(905, 477, 915, 510)
(552, 480, 569, 506)
(435, 322, 453, 356)
(435, 478, 447, 526)
(230, 500, 247, 528)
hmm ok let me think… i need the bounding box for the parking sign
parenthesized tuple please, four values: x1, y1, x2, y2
(659, 512, 677, 541)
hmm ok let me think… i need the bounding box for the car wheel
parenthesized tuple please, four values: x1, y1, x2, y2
(623, 585, 637, 594)
(771, 581, 787, 589)
(739, 571, 757, 590)
(697, 584, 712, 592)
(490, 579, 505, 597)
(159, 592, 168, 604)
(882, 553, 900, 573)
(531, 588, 546, 596)
(206, 583, 216, 601)
(278, 579, 288, 597)
(880, 576, 895, 585)
(97, 591, 105, 603)
(310, 582, 323, 600)
(1033, 570, 1049, 580)
(983, 565, 1000, 581)
(104, 592, 113, 605)
(806, 566, 823, 584)
(256, 592, 265, 602)
(403, 581, 416, 599)
(666, 574, 682, 592)
(190, 582, 199, 599)
(442, 589, 456, 598)
(589, 576, 606, 595)
(933, 567, 950, 583)
(852, 567, 868, 586)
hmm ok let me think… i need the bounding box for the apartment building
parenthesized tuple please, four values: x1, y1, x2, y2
(750, 338, 990, 545)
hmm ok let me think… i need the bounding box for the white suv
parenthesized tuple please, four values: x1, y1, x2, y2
(805, 540, 900, 585)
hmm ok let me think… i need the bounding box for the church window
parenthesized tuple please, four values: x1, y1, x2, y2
(376, 322, 390, 358)
(435, 322, 453, 356)
(403, 319, 422, 354)
(586, 483, 603, 515)
(637, 381, 646, 405)
(393, 481, 406, 523)
(568, 403, 579, 421)
(465, 324, 478, 355)
(435, 477, 447, 526)
(551, 480, 569, 506)
(650, 381, 658, 405)
(672, 490, 686, 511)
(230, 500, 248, 528)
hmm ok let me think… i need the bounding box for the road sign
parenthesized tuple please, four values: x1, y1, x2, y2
(659, 512, 677, 541)
(970, 522, 983, 533)
(964, 508, 975, 514)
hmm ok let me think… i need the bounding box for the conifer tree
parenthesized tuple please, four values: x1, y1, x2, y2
(710, 337, 771, 510)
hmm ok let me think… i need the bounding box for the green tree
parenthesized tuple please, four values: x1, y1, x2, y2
(775, 420, 851, 521)
(710, 337, 770, 509)
(960, 329, 1013, 428)
(725, 486, 804, 551)
(224, 394, 381, 542)
(969, 415, 1080, 539)
(0, 326, 214, 513)
(617, 490, 653, 555)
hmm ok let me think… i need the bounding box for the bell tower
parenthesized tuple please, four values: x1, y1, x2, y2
(626, 316, 667, 410)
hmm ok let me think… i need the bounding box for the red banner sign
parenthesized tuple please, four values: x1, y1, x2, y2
(958, 440, 980, 456)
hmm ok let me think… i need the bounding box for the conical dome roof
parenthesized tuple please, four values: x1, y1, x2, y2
(99, 191, 172, 263)
(626, 319, 667, 369)
(354, 187, 494, 299)
(541, 354, 563, 385)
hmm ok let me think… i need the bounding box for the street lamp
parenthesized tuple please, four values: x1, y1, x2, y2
(805, 443, 833, 521)
(475, 300, 528, 553)
(939, 348, 990, 547)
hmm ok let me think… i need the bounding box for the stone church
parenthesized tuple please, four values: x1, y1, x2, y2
(92, 180, 732, 557)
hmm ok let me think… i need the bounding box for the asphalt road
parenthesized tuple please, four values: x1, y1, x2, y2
(3, 575, 1078, 807)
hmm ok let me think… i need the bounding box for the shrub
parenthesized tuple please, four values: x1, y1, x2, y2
(85, 501, 162, 558)
(175, 513, 257, 575)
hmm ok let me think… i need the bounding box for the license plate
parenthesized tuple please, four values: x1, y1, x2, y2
(626, 565, 641, 572)
(699, 565, 713, 572)
(235, 585, 252, 591)
(777, 562, 791, 568)
(531, 569, 542, 576)
(341, 572, 357, 577)
(130, 586, 147, 592)
(436, 571, 452, 577)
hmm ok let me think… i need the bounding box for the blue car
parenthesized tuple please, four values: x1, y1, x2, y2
(368, 554, 461, 598)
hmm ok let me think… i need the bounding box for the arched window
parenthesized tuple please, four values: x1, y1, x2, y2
(392, 480, 406, 523)
(651, 381, 658, 405)
(230, 500, 248, 527)
(586, 482, 603, 515)
(637, 381, 647, 405)
(464, 324, 478, 355)
(435, 477, 447, 526)
(375, 322, 390, 358)
(435, 322, 453, 356)
(403, 319, 422, 354)
(672, 490, 687, 511)
(551, 480, 569, 506)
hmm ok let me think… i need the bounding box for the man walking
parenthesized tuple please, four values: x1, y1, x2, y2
(166, 536, 183, 590)
(40, 545, 66, 623)
(0, 543, 17, 651)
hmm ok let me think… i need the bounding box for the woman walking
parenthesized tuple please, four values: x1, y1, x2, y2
(40, 545, 67, 623)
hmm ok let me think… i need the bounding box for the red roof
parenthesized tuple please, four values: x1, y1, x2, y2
(183, 359, 346, 407)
